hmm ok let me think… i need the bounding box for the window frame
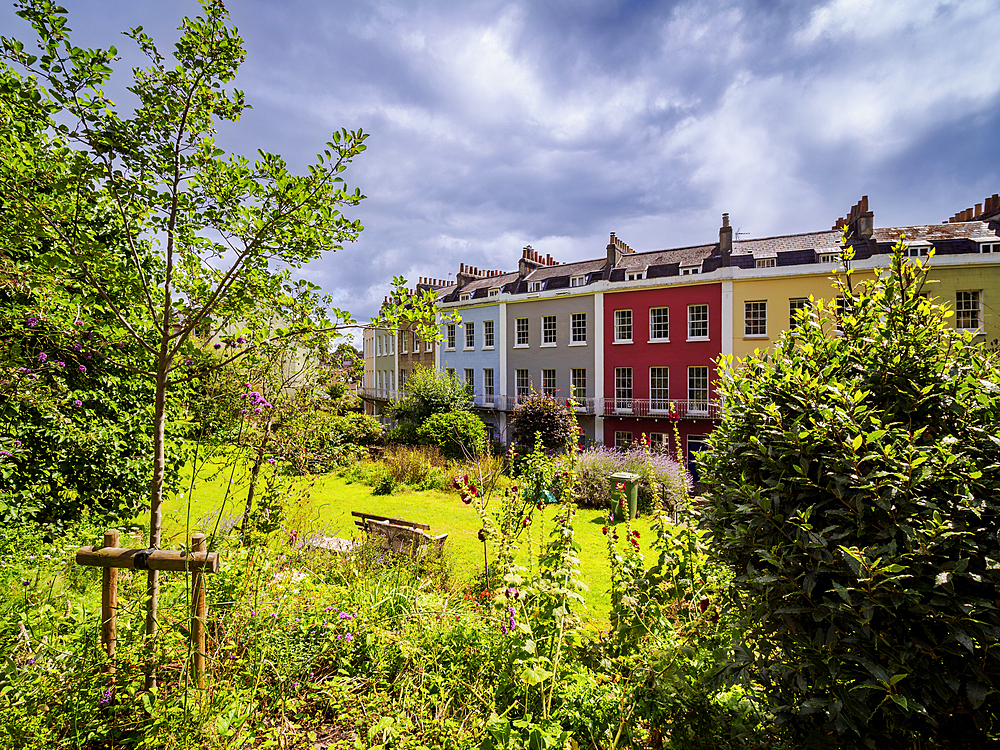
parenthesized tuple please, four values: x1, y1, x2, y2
(515, 369, 530, 398)
(956, 290, 983, 332)
(571, 368, 587, 400)
(570, 312, 587, 345)
(445, 324, 456, 350)
(614, 366, 633, 411)
(650, 366, 669, 412)
(483, 368, 495, 398)
(464, 321, 475, 350)
(515, 317, 529, 347)
(687, 366, 709, 412)
(744, 300, 767, 337)
(528, 281, 542, 293)
(483, 319, 495, 348)
(649, 306, 669, 342)
(687, 304, 709, 341)
(614, 431, 633, 449)
(614, 309, 633, 343)
(465, 368, 475, 391)
(542, 368, 557, 396)
(755, 257, 776, 268)
(570, 275, 586, 287)
(541, 314, 557, 346)
(788, 298, 809, 329)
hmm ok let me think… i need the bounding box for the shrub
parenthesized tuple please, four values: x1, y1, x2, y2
(387, 365, 471, 425)
(417, 410, 488, 460)
(509, 392, 577, 451)
(329, 412, 383, 446)
(703, 244, 1000, 747)
(383, 445, 450, 490)
(573, 443, 690, 513)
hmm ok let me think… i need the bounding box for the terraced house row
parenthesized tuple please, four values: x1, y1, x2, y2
(362, 193, 1000, 474)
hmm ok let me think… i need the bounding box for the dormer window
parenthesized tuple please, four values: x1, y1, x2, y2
(528, 281, 542, 292)
(818, 251, 840, 264)
(903, 245, 930, 258)
(570, 275, 586, 287)
(680, 265, 700, 276)
(626, 270, 646, 281)
(755, 258, 776, 268)
(488, 288, 500, 297)
(459, 293, 471, 301)
(979, 243, 999, 254)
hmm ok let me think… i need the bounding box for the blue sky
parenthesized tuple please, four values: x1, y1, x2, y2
(4, 0, 999, 336)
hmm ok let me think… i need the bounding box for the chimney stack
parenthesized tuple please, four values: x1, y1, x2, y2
(719, 213, 733, 266)
(836, 196, 874, 239)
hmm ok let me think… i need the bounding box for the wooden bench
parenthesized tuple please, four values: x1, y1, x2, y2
(352, 511, 430, 533)
(352, 511, 446, 559)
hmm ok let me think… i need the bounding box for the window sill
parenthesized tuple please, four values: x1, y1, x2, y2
(568, 341, 587, 347)
(482, 346, 494, 351)
(612, 340, 633, 345)
(513, 344, 529, 349)
(647, 338, 669, 344)
(686, 337, 710, 343)
(463, 347, 475, 351)
(445, 348, 456, 352)
(540, 343, 557, 348)
(743, 335, 769, 340)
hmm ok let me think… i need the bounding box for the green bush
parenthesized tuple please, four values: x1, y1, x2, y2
(703, 244, 1000, 747)
(329, 412, 383, 446)
(509, 392, 577, 451)
(416, 410, 488, 460)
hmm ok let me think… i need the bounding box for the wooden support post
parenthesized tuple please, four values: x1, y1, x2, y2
(191, 533, 207, 689)
(101, 529, 119, 670)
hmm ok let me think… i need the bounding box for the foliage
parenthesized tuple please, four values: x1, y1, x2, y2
(386, 365, 472, 427)
(381, 445, 450, 491)
(416, 409, 488, 459)
(509, 391, 577, 452)
(702, 243, 1000, 747)
(573, 442, 690, 514)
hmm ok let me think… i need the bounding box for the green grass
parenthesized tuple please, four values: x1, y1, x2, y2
(160, 461, 666, 624)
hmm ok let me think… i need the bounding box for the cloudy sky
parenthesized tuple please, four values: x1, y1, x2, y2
(4, 0, 1000, 337)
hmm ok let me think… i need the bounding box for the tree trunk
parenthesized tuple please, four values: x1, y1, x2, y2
(144, 359, 170, 690)
(240, 418, 273, 544)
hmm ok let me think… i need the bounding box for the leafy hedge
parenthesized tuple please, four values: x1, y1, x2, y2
(702, 245, 1000, 747)
(573, 444, 690, 514)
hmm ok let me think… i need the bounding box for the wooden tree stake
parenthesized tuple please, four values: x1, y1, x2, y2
(101, 529, 119, 670)
(191, 533, 207, 689)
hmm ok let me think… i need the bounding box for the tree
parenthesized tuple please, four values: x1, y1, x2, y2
(0, 0, 366, 685)
(702, 243, 1000, 747)
(387, 365, 472, 428)
(509, 391, 577, 452)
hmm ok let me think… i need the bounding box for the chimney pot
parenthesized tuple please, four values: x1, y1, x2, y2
(861, 195, 869, 213)
(722, 212, 729, 228)
(976, 203, 983, 217)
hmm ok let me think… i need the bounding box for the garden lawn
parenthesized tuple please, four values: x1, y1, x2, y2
(161, 466, 667, 624)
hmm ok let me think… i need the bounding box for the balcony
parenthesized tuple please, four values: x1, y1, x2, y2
(600, 398, 720, 420)
(360, 387, 402, 402)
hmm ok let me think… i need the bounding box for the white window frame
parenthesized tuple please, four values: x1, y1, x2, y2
(401, 332, 407, 353)
(979, 242, 999, 254)
(680, 265, 700, 275)
(956, 290, 983, 332)
(483, 368, 495, 398)
(425, 339, 433, 352)
(818, 251, 840, 264)
(687, 304, 709, 341)
(515, 369, 530, 398)
(755, 257, 776, 268)
(688, 366, 709, 413)
(542, 369, 557, 396)
(903, 245, 930, 258)
(649, 433, 667, 451)
(614, 367, 633, 411)
(446, 324, 456, 351)
(614, 309, 633, 343)
(789, 298, 809, 329)
(650, 367, 669, 412)
(483, 320, 495, 349)
(570, 312, 587, 345)
(515, 317, 529, 347)
(459, 293, 471, 301)
(465, 321, 475, 350)
(570, 275, 586, 287)
(528, 281, 542, 293)
(744, 301, 767, 337)
(614, 431, 633, 449)
(465, 368, 475, 391)
(413, 332, 420, 352)
(649, 307, 669, 342)
(541, 315, 557, 346)
(488, 288, 500, 297)
(571, 368, 587, 399)
(626, 270, 646, 281)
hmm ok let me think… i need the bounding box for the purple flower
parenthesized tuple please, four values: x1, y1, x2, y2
(74, 319, 83, 326)
(72, 344, 82, 351)
(55, 361, 65, 368)
(267, 458, 276, 465)
(13, 440, 21, 446)
(78, 365, 86, 373)
(214, 343, 221, 349)
(344, 633, 353, 642)
(0, 451, 10, 457)
(325, 605, 334, 611)
(21, 579, 29, 587)
(185, 359, 194, 365)
(73, 399, 82, 407)
(38, 352, 47, 362)
(240, 408, 249, 414)
(243, 382, 250, 388)
(254, 407, 263, 414)
(26, 316, 38, 327)
(237, 336, 246, 344)
(85, 353, 92, 359)
(27, 658, 35, 666)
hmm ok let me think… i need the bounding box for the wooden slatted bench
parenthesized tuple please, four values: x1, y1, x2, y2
(352, 511, 431, 533)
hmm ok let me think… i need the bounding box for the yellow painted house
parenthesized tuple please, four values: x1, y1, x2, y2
(722, 195, 1000, 363)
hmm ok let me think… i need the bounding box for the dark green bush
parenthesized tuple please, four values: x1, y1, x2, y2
(509, 392, 576, 451)
(329, 412, 383, 446)
(416, 409, 487, 459)
(702, 244, 1000, 748)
